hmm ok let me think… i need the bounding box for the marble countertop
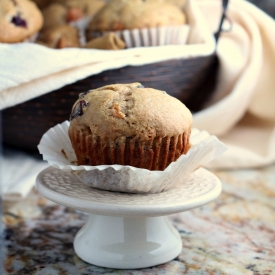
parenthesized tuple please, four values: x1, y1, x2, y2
(2, 164, 275, 275)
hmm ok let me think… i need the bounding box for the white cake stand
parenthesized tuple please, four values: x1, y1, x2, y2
(36, 167, 222, 269)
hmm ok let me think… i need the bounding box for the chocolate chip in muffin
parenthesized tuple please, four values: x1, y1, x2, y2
(10, 0, 27, 28)
(11, 14, 27, 28)
(70, 100, 88, 121)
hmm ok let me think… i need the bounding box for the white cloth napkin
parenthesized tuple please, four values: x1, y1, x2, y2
(195, 0, 275, 168)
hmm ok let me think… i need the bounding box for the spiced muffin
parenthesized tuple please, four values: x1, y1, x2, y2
(68, 83, 192, 171)
(38, 25, 79, 48)
(87, 0, 186, 34)
(0, 0, 43, 43)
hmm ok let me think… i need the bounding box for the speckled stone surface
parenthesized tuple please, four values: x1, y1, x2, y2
(2, 164, 275, 275)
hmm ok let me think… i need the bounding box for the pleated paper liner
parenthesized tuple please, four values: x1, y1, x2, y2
(38, 121, 227, 194)
(69, 16, 93, 45)
(87, 25, 190, 48)
(68, 124, 191, 170)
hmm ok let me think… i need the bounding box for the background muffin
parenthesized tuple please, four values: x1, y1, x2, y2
(38, 25, 79, 48)
(62, 0, 105, 18)
(0, 0, 43, 43)
(49, 0, 105, 21)
(87, 0, 186, 32)
(41, 3, 67, 30)
(86, 0, 188, 47)
(68, 83, 192, 171)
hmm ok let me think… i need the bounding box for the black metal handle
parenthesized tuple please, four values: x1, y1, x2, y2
(214, 0, 230, 43)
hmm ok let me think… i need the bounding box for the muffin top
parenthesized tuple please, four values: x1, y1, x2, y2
(0, 0, 43, 43)
(69, 83, 192, 142)
(87, 0, 186, 32)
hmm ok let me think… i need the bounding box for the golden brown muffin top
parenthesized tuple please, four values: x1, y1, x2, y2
(87, 0, 186, 32)
(0, 0, 43, 43)
(69, 83, 192, 142)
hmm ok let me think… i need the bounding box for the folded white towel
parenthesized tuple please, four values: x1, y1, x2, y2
(195, 0, 275, 168)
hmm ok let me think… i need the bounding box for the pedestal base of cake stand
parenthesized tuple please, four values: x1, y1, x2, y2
(74, 215, 181, 269)
(36, 167, 221, 269)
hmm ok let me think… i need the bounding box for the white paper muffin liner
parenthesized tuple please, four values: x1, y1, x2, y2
(38, 121, 227, 194)
(69, 16, 93, 46)
(88, 25, 190, 48)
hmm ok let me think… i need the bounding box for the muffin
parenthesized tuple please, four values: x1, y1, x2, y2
(63, 0, 105, 18)
(30, 0, 49, 9)
(38, 25, 79, 48)
(68, 83, 192, 171)
(86, 0, 187, 47)
(0, 0, 43, 43)
(87, 0, 186, 33)
(41, 3, 67, 30)
(50, 0, 105, 20)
